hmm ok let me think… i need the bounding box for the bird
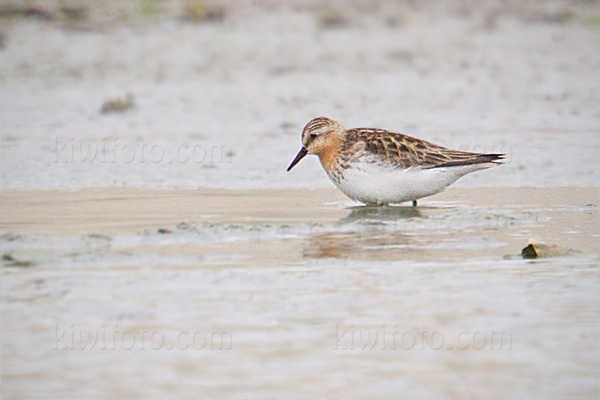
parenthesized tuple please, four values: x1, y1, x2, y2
(287, 117, 505, 206)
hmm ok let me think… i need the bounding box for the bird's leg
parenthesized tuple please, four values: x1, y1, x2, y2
(412, 200, 418, 207)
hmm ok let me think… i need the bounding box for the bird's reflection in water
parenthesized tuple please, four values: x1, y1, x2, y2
(304, 206, 425, 260)
(303, 231, 412, 260)
(340, 205, 423, 224)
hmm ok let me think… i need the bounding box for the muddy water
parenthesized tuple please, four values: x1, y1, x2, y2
(1, 187, 599, 399)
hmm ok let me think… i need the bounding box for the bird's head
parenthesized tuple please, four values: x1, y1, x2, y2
(287, 117, 345, 171)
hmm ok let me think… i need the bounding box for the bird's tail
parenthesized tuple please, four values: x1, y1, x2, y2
(427, 153, 505, 169)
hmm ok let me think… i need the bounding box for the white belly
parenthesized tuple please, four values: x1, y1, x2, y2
(329, 161, 491, 205)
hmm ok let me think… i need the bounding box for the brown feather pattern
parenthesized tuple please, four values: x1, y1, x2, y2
(339, 128, 504, 169)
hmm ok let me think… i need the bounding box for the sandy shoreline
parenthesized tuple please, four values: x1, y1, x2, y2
(1, 186, 599, 258)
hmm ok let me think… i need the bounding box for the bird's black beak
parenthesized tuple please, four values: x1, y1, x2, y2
(287, 147, 308, 171)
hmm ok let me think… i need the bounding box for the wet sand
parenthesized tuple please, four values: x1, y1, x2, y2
(1, 187, 599, 399)
(1, 186, 598, 251)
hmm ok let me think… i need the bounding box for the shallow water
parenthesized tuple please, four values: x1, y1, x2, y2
(1, 187, 599, 399)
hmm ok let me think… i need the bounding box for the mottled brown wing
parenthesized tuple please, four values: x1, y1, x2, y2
(342, 128, 504, 169)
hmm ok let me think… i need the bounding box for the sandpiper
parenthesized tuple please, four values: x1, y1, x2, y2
(287, 117, 504, 206)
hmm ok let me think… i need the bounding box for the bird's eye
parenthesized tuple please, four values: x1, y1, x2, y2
(309, 134, 318, 141)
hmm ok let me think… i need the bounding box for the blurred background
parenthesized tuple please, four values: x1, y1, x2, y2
(1, 0, 599, 190)
(1, 3, 599, 399)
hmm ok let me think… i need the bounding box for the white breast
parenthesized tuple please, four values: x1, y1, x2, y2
(329, 159, 492, 205)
